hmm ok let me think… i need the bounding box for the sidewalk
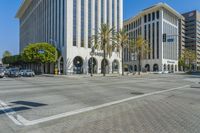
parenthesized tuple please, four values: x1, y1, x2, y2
(40, 72, 149, 79)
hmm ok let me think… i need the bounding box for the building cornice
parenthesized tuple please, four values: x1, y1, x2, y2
(16, 0, 32, 18)
(124, 3, 184, 25)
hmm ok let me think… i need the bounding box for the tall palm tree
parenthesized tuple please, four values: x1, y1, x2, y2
(114, 29, 129, 76)
(91, 24, 115, 76)
(129, 36, 150, 75)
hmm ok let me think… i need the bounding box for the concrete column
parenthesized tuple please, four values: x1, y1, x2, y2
(114, 0, 118, 30)
(108, 0, 112, 28)
(91, 0, 95, 46)
(76, 0, 81, 47)
(84, 0, 88, 48)
(119, 0, 123, 29)
(65, 0, 73, 74)
(97, 0, 101, 29)
(103, 0, 107, 24)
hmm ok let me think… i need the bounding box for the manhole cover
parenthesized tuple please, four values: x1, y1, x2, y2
(131, 92, 144, 95)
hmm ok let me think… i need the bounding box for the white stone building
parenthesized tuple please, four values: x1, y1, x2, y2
(16, 0, 123, 74)
(124, 3, 183, 72)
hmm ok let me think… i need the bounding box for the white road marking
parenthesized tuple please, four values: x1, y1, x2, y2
(12, 85, 189, 126)
(0, 100, 23, 125)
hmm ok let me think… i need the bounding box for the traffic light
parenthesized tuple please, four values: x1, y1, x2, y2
(163, 33, 167, 42)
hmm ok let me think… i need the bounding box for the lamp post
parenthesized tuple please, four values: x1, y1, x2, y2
(90, 47, 95, 77)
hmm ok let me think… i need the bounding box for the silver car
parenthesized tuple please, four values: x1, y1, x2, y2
(24, 69, 35, 77)
(0, 69, 4, 78)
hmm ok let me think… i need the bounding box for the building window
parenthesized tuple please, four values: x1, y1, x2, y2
(81, 0, 84, 47)
(152, 12, 155, 20)
(148, 24, 151, 59)
(152, 23, 155, 59)
(148, 14, 151, 22)
(144, 25, 147, 40)
(144, 15, 147, 23)
(156, 11, 159, 19)
(73, 0, 77, 46)
(157, 22, 159, 59)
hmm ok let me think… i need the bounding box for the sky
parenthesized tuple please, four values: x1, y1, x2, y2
(0, 0, 200, 58)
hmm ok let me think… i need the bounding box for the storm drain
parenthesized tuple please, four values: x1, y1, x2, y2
(130, 92, 144, 95)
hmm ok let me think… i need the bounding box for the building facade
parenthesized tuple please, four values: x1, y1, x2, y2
(182, 10, 200, 70)
(178, 17, 185, 65)
(16, 0, 123, 74)
(124, 3, 182, 72)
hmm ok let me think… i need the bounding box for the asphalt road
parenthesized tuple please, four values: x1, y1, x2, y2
(0, 74, 199, 133)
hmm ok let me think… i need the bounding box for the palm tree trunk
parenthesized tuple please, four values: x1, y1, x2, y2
(103, 44, 106, 76)
(122, 46, 124, 76)
(138, 55, 141, 75)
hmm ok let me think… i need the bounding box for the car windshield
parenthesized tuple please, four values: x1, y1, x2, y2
(10, 68, 19, 71)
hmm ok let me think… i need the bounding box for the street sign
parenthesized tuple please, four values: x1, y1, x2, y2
(167, 38, 174, 42)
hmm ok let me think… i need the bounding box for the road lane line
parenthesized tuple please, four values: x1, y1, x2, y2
(16, 85, 189, 126)
(0, 100, 23, 126)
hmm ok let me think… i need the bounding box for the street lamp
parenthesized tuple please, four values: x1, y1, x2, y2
(90, 47, 95, 77)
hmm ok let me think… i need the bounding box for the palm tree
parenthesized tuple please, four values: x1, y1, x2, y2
(129, 36, 150, 75)
(91, 24, 115, 76)
(114, 29, 129, 76)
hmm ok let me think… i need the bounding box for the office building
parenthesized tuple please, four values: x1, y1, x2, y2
(124, 3, 182, 72)
(182, 10, 200, 70)
(16, 0, 123, 74)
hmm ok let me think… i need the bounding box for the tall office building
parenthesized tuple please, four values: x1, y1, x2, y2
(182, 10, 200, 70)
(124, 3, 182, 72)
(16, 0, 123, 74)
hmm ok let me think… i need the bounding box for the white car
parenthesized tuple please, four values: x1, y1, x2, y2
(162, 71, 169, 74)
(0, 69, 4, 78)
(24, 70, 35, 77)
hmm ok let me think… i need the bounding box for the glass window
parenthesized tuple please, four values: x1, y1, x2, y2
(148, 14, 151, 22)
(156, 11, 159, 19)
(152, 12, 155, 20)
(144, 15, 147, 23)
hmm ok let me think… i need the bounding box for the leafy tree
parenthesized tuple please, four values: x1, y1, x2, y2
(129, 36, 150, 75)
(2, 55, 23, 65)
(91, 24, 115, 76)
(3, 50, 12, 58)
(114, 29, 129, 76)
(22, 42, 58, 64)
(180, 48, 196, 71)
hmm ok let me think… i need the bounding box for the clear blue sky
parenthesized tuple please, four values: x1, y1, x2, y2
(0, 0, 200, 58)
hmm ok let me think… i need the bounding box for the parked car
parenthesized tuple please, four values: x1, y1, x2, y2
(19, 69, 26, 77)
(4, 68, 10, 76)
(23, 69, 35, 77)
(8, 68, 20, 77)
(0, 68, 5, 78)
(162, 71, 169, 74)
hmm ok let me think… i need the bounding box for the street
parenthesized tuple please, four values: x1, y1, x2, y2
(0, 74, 200, 133)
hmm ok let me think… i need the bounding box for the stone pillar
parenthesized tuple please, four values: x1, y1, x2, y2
(76, 0, 81, 47)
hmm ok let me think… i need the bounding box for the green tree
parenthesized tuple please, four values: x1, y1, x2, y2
(2, 55, 23, 65)
(91, 24, 115, 76)
(114, 29, 129, 76)
(180, 48, 196, 71)
(129, 36, 150, 75)
(22, 42, 58, 64)
(3, 50, 12, 58)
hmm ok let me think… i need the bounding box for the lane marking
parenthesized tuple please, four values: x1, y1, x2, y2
(0, 100, 23, 125)
(13, 85, 190, 126)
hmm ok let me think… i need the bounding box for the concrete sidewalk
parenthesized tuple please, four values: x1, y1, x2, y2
(40, 72, 149, 78)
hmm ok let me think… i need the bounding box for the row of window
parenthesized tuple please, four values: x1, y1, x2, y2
(144, 11, 160, 23)
(73, 0, 121, 48)
(20, 0, 65, 51)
